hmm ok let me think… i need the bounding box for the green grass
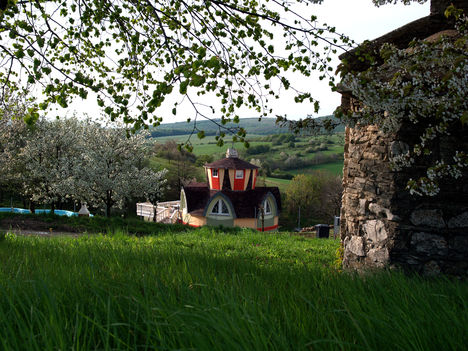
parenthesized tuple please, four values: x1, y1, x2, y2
(289, 161, 344, 176)
(263, 177, 291, 191)
(189, 140, 268, 157)
(0, 230, 466, 350)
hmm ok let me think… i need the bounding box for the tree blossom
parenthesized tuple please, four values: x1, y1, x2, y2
(339, 11, 468, 196)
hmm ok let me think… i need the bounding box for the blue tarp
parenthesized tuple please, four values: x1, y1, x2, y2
(0, 208, 92, 217)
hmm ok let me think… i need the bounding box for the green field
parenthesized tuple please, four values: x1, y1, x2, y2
(0, 230, 466, 350)
(263, 177, 292, 191)
(289, 161, 344, 176)
(152, 133, 345, 179)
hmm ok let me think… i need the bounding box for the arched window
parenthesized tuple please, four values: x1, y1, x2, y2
(260, 199, 272, 215)
(211, 199, 230, 215)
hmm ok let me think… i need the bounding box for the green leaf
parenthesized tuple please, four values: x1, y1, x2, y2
(461, 111, 468, 126)
(179, 80, 188, 94)
(14, 48, 25, 59)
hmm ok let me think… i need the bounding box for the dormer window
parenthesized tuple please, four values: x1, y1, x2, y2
(211, 199, 229, 215)
(235, 170, 244, 179)
(212, 169, 218, 178)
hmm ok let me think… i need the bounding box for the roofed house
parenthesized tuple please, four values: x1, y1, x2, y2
(180, 148, 281, 231)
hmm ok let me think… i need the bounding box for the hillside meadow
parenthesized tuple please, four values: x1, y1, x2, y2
(0, 228, 466, 350)
(150, 132, 345, 197)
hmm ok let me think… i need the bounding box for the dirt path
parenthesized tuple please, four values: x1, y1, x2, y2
(1, 228, 88, 237)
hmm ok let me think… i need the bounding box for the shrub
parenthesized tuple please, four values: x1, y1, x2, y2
(245, 144, 271, 155)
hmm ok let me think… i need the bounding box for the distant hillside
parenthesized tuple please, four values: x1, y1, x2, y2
(149, 116, 344, 138)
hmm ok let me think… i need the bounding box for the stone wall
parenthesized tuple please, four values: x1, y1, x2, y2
(340, 122, 468, 276)
(338, 3, 468, 276)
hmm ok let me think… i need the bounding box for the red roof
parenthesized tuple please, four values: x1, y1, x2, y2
(205, 157, 259, 170)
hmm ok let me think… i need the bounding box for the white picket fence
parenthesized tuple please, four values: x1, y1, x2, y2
(136, 201, 181, 223)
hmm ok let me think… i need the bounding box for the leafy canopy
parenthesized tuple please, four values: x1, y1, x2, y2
(0, 0, 352, 148)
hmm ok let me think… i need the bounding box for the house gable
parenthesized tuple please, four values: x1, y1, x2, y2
(203, 192, 237, 219)
(204, 193, 236, 227)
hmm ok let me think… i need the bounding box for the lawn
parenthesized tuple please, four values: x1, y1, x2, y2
(263, 176, 291, 191)
(289, 161, 344, 176)
(0, 230, 466, 350)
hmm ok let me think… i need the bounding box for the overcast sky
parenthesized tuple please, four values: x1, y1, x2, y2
(59, 0, 430, 124)
(266, 0, 431, 120)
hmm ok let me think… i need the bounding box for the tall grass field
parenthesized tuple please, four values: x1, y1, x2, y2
(0, 230, 466, 350)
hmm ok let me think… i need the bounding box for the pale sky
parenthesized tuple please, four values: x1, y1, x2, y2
(55, 0, 430, 124)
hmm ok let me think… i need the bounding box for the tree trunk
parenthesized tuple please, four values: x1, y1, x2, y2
(51, 201, 55, 214)
(106, 190, 112, 217)
(29, 200, 35, 214)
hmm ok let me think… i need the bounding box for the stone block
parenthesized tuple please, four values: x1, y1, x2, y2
(359, 199, 367, 215)
(422, 260, 441, 276)
(363, 182, 378, 194)
(353, 177, 366, 185)
(452, 236, 468, 254)
(406, 255, 421, 265)
(366, 125, 379, 132)
(410, 209, 445, 228)
(448, 212, 468, 228)
(367, 248, 389, 266)
(345, 235, 365, 256)
(363, 219, 388, 243)
(411, 232, 448, 256)
(373, 145, 387, 154)
(368, 203, 400, 221)
(363, 152, 381, 160)
(346, 221, 359, 235)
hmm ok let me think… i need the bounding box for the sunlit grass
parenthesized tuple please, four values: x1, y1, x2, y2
(0, 230, 466, 350)
(289, 161, 344, 176)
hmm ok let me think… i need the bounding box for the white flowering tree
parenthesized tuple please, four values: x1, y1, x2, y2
(17, 117, 84, 212)
(0, 111, 167, 215)
(74, 124, 167, 217)
(337, 4, 468, 196)
(0, 94, 32, 204)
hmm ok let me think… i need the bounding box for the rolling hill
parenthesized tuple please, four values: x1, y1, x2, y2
(149, 116, 344, 138)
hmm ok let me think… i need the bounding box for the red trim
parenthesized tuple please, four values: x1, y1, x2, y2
(256, 224, 278, 232)
(233, 169, 245, 190)
(182, 221, 201, 228)
(253, 169, 258, 189)
(211, 169, 220, 190)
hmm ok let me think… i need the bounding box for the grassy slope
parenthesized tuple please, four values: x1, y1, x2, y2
(0, 232, 466, 350)
(288, 161, 344, 176)
(153, 133, 344, 181)
(262, 177, 291, 192)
